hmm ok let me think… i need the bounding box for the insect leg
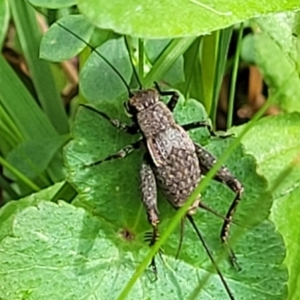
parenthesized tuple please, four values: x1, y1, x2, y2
(85, 139, 143, 167)
(79, 104, 139, 134)
(187, 215, 235, 300)
(175, 217, 185, 260)
(194, 143, 244, 269)
(182, 121, 230, 139)
(182, 121, 213, 133)
(182, 122, 234, 139)
(140, 161, 160, 277)
(154, 82, 179, 112)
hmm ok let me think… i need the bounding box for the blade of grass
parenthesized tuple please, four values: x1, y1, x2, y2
(0, 54, 64, 182)
(0, 174, 19, 200)
(227, 23, 244, 129)
(0, 105, 24, 143)
(138, 38, 144, 81)
(200, 32, 218, 114)
(117, 69, 296, 300)
(0, 0, 9, 48)
(182, 37, 202, 102)
(0, 124, 18, 154)
(0, 155, 40, 192)
(118, 101, 271, 300)
(187, 156, 295, 299)
(50, 181, 77, 203)
(10, 0, 69, 134)
(210, 27, 233, 127)
(0, 54, 57, 139)
(144, 37, 196, 87)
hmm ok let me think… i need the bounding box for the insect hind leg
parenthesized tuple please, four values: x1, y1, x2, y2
(194, 143, 244, 270)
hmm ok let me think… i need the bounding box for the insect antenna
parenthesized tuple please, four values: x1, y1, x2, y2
(124, 36, 143, 90)
(175, 217, 185, 260)
(186, 214, 235, 300)
(43, 17, 134, 98)
(175, 204, 240, 261)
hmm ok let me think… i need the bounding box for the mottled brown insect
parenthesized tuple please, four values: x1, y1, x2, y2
(127, 87, 243, 270)
(82, 85, 243, 300)
(54, 20, 243, 300)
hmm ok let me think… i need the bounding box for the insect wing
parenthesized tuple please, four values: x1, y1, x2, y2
(147, 125, 195, 167)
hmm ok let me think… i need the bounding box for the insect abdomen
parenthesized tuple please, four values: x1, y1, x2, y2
(154, 147, 201, 210)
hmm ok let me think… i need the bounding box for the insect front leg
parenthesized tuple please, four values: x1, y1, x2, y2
(194, 143, 244, 269)
(140, 161, 160, 277)
(182, 121, 235, 140)
(79, 104, 139, 134)
(182, 121, 215, 136)
(85, 139, 142, 167)
(154, 82, 179, 112)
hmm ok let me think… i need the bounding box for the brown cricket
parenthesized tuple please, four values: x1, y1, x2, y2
(54, 20, 243, 300)
(82, 85, 243, 300)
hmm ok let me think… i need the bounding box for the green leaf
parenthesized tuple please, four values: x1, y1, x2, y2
(272, 190, 300, 300)
(6, 135, 69, 180)
(62, 96, 287, 299)
(0, 182, 65, 241)
(143, 37, 195, 88)
(145, 39, 185, 85)
(40, 15, 95, 61)
(77, 0, 300, 38)
(28, 0, 76, 9)
(0, 55, 57, 140)
(80, 37, 133, 102)
(0, 55, 65, 183)
(233, 112, 300, 300)
(241, 12, 300, 112)
(41, 18, 133, 102)
(0, 0, 9, 48)
(0, 202, 286, 299)
(10, 0, 69, 135)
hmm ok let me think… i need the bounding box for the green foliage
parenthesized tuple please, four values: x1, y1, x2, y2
(0, 0, 9, 48)
(234, 113, 300, 300)
(77, 0, 300, 38)
(1, 0, 300, 299)
(241, 13, 300, 112)
(63, 97, 286, 299)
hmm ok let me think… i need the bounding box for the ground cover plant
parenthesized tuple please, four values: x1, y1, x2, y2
(0, 0, 300, 299)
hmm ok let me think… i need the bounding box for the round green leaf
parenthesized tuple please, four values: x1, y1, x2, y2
(77, 0, 300, 38)
(62, 96, 287, 299)
(234, 113, 300, 198)
(28, 0, 76, 9)
(234, 112, 300, 300)
(80, 37, 133, 102)
(40, 15, 94, 61)
(0, 200, 286, 299)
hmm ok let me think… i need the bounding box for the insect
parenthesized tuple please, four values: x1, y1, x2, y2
(44, 17, 244, 300)
(80, 83, 243, 299)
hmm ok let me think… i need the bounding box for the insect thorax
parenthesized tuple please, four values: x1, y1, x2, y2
(136, 101, 175, 138)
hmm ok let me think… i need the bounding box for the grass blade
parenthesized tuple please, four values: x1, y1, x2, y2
(10, 0, 69, 134)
